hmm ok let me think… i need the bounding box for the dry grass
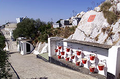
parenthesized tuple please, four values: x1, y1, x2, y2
(101, 26, 111, 34)
(102, 28, 106, 34)
(103, 27, 115, 43)
(100, 2, 118, 25)
(118, 31, 120, 34)
(100, 2, 112, 11)
(103, 11, 117, 25)
(95, 34, 100, 41)
(52, 26, 77, 38)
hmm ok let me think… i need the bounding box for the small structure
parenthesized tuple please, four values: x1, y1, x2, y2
(60, 19, 72, 27)
(48, 37, 120, 79)
(53, 23, 61, 28)
(16, 16, 27, 23)
(72, 18, 81, 26)
(17, 38, 34, 55)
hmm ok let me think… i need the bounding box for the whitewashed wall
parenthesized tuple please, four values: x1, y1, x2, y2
(19, 41, 34, 55)
(48, 37, 63, 57)
(62, 41, 108, 76)
(48, 37, 120, 78)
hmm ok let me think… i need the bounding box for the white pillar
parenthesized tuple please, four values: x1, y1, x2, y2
(108, 46, 120, 79)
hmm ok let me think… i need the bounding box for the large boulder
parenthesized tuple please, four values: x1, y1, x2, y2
(71, 10, 120, 45)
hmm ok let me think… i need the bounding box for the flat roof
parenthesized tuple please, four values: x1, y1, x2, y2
(63, 39, 112, 49)
(50, 37, 63, 41)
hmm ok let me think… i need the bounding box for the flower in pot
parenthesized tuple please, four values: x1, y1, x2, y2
(90, 54, 95, 61)
(76, 61, 80, 66)
(89, 66, 95, 72)
(58, 55, 61, 59)
(55, 49, 58, 52)
(66, 57, 69, 61)
(76, 51, 81, 55)
(61, 51, 65, 55)
(66, 48, 70, 52)
(82, 58, 87, 64)
(71, 55, 75, 59)
(98, 64, 104, 71)
(58, 46, 62, 49)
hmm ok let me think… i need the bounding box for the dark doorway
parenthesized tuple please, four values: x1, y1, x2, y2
(26, 43, 30, 52)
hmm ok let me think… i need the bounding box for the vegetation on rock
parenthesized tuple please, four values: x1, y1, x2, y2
(100, 2, 118, 25)
(103, 11, 117, 25)
(100, 2, 112, 11)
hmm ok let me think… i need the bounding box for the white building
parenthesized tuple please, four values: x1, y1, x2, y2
(4, 22, 17, 37)
(48, 37, 120, 79)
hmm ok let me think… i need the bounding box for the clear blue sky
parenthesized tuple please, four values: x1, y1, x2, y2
(0, 0, 105, 25)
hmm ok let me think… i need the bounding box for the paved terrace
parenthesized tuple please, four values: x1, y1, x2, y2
(9, 53, 97, 79)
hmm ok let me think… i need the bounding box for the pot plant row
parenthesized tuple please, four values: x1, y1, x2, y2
(55, 46, 105, 72)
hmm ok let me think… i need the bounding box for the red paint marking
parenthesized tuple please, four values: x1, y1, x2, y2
(88, 15, 96, 22)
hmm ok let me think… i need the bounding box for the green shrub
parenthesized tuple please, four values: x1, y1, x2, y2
(100, 2, 112, 11)
(0, 33, 12, 78)
(103, 11, 117, 25)
(38, 33, 48, 43)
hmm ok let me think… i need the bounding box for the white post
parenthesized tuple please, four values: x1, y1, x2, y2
(48, 38, 52, 57)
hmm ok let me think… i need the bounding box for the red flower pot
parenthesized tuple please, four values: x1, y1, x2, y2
(71, 55, 75, 59)
(76, 51, 81, 55)
(58, 55, 61, 59)
(61, 52, 65, 55)
(89, 66, 95, 72)
(66, 57, 69, 61)
(90, 55, 95, 60)
(98, 64, 104, 71)
(58, 46, 62, 49)
(82, 58, 87, 64)
(55, 49, 58, 52)
(76, 61, 80, 66)
(66, 48, 70, 52)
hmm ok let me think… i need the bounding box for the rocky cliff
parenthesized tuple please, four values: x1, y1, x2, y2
(70, 0, 120, 46)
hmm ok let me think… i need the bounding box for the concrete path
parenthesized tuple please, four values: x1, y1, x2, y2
(1, 29, 18, 52)
(9, 53, 97, 79)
